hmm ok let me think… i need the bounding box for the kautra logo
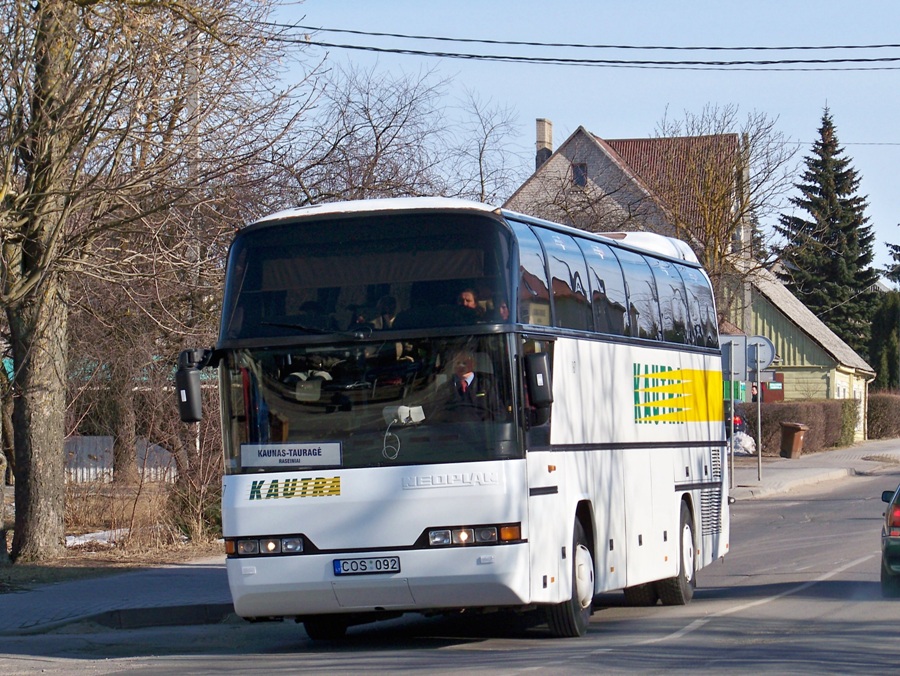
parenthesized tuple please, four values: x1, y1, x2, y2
(248, 476, 341, 500)
(634, 362, 721, 425)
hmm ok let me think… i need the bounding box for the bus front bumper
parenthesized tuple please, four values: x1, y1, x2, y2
(226, 543, 532, 619)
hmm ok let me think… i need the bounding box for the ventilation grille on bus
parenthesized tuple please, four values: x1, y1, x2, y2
(700, 488, 722, 536)
(710, 447, 723, 482)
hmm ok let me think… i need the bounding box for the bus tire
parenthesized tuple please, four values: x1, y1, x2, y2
(657, 502, 696, 606)
(546, 520, 594, 637)
(304, 615, 349, 640)
(623, 582, 659, 606)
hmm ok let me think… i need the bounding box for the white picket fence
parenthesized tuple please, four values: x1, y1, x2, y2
(64, 436, 177, 483)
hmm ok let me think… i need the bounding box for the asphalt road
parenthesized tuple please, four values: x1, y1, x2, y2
(2, 464, 898, 674)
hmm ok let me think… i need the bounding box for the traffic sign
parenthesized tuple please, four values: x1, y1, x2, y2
(747, 335, 776, 373)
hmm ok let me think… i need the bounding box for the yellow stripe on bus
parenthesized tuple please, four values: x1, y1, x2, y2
(633, 368, 724, 424)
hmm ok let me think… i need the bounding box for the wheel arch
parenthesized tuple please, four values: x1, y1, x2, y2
(678, 492, 696, 539)
(575, 499, 595, 557)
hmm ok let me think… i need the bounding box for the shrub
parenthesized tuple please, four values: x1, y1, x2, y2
(738, 399, 858, 456)
(868, 392, 900, 439)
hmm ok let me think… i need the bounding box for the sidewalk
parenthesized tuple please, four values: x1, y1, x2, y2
(730, 436, 900, 500)
(0, 555, 232, 636)
(2, 437, 900, 636)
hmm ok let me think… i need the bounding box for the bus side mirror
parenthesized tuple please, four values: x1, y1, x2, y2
(524, 352, 553, 426)
(176, 349, 211, 423)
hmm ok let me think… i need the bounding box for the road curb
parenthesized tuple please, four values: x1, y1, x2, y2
(9, 603, 236, 636)
(731, 467, 855, 500)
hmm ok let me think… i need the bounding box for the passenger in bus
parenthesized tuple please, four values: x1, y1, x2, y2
(486, 296, 510, 322)
(434, 348, 501, 422)
(369, 295, 398, 330)
(456, 287, 484, 323)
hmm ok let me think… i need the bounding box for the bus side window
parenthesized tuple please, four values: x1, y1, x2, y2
(508, 220, 552, 326)
(535, 229, 592, 331)
(615, 249, 662, 341)
(579, 239, 629, 336)
(678, 264, 719, 348)
(649, 258, 690, 344)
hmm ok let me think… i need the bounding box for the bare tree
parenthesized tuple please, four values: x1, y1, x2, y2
(1, 0, 310, 562)
(276, 63, 452, 204)
(446, 91, 528, 204)
(653, 104, 799, 314)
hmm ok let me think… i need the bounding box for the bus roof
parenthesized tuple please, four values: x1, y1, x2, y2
(255, 197, 499, 224)
(251, 197, 699, 265)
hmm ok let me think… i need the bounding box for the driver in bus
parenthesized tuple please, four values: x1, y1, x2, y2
(434, 348, 501, 422)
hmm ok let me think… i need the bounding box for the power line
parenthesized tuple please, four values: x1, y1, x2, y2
(289, 38, 900, 71)
(273, 23, 900, 53)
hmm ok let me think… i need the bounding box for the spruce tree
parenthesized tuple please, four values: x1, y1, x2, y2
(775, 109, 879, 360)
(884, 238, 900, 286)
(869, 292, 900, 389)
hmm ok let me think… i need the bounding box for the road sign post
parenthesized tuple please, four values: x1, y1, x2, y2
(721, 335, 777, 484)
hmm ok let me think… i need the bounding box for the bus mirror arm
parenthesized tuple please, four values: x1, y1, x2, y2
(176, 348, 216, 423)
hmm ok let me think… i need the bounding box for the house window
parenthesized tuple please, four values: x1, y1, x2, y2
(572, 163, 588, 188)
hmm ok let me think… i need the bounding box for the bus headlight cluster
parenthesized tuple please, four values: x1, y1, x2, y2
(227, 536, 304, 557)
(428, 523, 521, 547)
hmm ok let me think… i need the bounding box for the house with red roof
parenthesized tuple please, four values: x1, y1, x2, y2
(505, 119, 875, 439)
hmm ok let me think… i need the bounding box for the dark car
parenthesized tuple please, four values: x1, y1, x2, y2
(880, 484, 900, 596)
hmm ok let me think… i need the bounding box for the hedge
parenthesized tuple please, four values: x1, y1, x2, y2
(868, 392, 900, 439)
(736, 398, 860, 456)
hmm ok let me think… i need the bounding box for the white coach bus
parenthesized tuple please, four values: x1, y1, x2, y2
(176, 197, 729, 639)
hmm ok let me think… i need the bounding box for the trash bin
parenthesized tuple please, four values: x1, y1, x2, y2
(780, 422, 809, 459)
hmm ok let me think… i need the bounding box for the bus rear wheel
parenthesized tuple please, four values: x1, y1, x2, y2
(546, 520, 594, 637)
(623, 582, 659, 606)
(657, 502, 696, 606)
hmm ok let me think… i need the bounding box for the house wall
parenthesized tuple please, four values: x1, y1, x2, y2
(743, 291, 868, 440)
(743, 289, 838, 401)
(505, 132, 670, 235)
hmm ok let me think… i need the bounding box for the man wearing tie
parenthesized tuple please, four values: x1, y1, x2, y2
(442, 348, 499, 422)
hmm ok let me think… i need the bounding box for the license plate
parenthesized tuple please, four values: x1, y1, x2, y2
(333, 556, 401, 576)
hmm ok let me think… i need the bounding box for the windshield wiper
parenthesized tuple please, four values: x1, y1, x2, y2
(260, 321, 374, 340)
(259, 321, 330, 334)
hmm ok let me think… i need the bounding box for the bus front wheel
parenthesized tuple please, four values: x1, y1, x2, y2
(546, 520, 594, 637)
(303, 615, 349, 640)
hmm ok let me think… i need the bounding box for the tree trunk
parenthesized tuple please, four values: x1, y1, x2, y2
(1, 392, 13, 484)
(0, 449, 7, 563)
(111, 366, 138, 484)
(113, 394, 138, 484)
(8, 276, 69, 562)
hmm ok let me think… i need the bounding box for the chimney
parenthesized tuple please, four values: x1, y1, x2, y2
(536, 118, 553, 170)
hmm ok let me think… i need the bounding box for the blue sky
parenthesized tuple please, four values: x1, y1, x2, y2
(283, 1, 900, 272)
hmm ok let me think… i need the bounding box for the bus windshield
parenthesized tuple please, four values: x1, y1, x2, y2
(220, 334, 518, 473)
(220, 212, 514, 342)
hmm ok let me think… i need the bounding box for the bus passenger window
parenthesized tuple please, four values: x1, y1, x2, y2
(579, 240, 629, 336)
(616, 249, 662, 341)
(649, 259, 690, 344)
(509, 221, 551, 326)
(678, 264, 719, 348)
(535, 229, 592, 331)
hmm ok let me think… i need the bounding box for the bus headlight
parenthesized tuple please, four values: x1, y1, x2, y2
(427, 523, 520, 547)
(281, 537, 304, 553)
(236, 539, 260, 555)
(228, 536, 305, 557)
(260, 538, 282, 554)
